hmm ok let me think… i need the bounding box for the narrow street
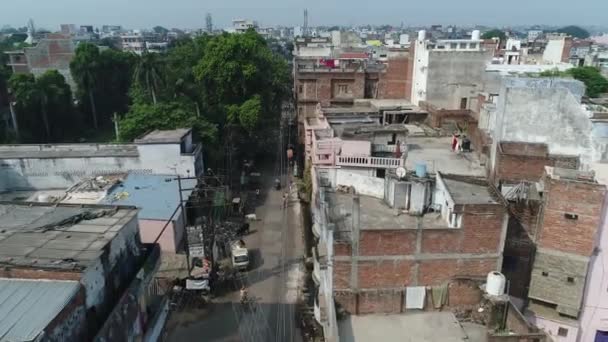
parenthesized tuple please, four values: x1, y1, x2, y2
(165, 163, 304, 342)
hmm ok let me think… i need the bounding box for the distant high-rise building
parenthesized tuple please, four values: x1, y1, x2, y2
(205, 13, 213, 33)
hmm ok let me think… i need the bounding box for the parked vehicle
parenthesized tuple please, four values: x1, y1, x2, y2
(231, 240, 250, 271)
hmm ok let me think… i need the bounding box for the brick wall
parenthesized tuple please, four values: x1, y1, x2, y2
(334, 279, 485, 315)
(334, 242, 352, 256)
(359, 230, 416, 256)
(508, 200, 541, 238)
(377, 56, 412, 100)
(333, 261, 352, 289)
(421, 206, 505, 255)
(357, 289, 403, 314)
(418, 259, 498, 285)
(495, 142, 579, 183)
(538, 177, 606, 256)
(358, 260, 414, 288)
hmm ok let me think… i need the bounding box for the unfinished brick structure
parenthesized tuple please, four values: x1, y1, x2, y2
(5, 34, 76, 89)
(330, 173, 508, 314)
(493, 142, 579, 299)
(294, 49, 413, 143)
(493, 142, 579, 184)
(528, 167, 606, 318)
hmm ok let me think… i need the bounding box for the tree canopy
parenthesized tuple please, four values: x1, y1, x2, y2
(539, 66, 608, 98)
(556, 26, 590, 39)
(481, 29, 506, 41)
(8, 70, 75, 142)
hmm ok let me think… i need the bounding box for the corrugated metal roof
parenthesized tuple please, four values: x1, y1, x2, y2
(101, 174, 197, 220)
(0, 278, 80, 341)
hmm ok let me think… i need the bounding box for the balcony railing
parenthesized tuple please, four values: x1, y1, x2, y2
(336, 155, 404, 169)
(371, 144, 397, 153)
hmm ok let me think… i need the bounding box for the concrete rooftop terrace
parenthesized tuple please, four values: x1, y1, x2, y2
(442, 176, 498, 205)
(329, 192, 448, 235)
(134, 128, 191, 144)
(0, 203, 138, 270)
(406, 136, 485, 177)
(339, 312, 483, 342)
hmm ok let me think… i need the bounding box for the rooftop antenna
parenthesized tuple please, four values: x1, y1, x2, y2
(205, 13, 213, 33)
(303, 9, 308, 37)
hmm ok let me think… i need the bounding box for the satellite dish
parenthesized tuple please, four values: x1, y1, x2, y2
(396, 167, 406, 179)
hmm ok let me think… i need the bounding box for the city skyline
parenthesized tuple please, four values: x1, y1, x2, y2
(1, 0, 607, 31)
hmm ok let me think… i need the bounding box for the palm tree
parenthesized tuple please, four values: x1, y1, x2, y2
(36, 70, 72, 140)
(134, 52, 164, 105)
(70, 43, 100, 129)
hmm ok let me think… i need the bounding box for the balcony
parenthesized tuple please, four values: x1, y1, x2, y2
(371, 144, 397, 153)
(336, 155, 404, 169)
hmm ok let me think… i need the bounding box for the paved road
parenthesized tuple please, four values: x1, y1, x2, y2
(165, 168, 304, 342)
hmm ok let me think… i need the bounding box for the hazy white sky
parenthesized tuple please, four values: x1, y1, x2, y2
(1, 0, 607, 30)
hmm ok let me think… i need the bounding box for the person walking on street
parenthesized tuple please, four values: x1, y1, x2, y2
(282, 192, 288, 209)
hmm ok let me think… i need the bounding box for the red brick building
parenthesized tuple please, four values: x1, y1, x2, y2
(294, 47, 413, 144)
(527, 167, 606, 318)
(329, 173, 508, 314)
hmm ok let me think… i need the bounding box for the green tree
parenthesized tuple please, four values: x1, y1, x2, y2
(193, 30, 289, 129)
(538, 66, 608, 98)
(133, 52, 164, 105)
(568, 66, 608, 98)
(7, 71, 73, 142)
(8, 73, 37, 140)
(70, 43, 101, 129)
(481, 29, 506, 41)
(36, 70, 74, 139)
(118, 101, 217, 144)
(556, 26, 590, 39)
(227, 95, 262, 133)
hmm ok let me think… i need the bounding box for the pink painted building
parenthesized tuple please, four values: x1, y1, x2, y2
(102, 173, 196, 253)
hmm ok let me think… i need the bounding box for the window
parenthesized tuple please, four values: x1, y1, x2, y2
(567, 276, 575, 283)
(376, 169, 386, 178)
(450, 43, 457, 49)
(460, 97, 468, 109)
(558, 327, 568, 337)
(437, 45, 445, 49)
(565, 213, 579, 220)
(469, 43, 478, 49)
(459, 43, 467, 49)
(542, 271, 549, 277)
(298, 85, 303, 93)
(338, 84, 348, 94)
(388, 133, 397, 145)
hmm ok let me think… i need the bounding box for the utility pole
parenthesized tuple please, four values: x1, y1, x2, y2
(8, 101, 20, 142)
(112, 112, 119, 140)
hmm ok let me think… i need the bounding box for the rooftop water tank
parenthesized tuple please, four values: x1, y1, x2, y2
(418, 30, 426, 41)
(472, 30, 481, 41)
(486, 271, 506, 296)
(415, 162, 427, 178)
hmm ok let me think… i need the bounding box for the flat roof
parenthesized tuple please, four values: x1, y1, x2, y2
(101, 174, 196, 221)
(339, 312, 473, 342)
(0, 278, 80, 342)
(134, 129, 191, 144)
(329, 192, 448, 235)
(0, 203, 138, 270)
(441, 176, 498, 205)
(405, 137, 485, 177)
(0, 144, 139, 159)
